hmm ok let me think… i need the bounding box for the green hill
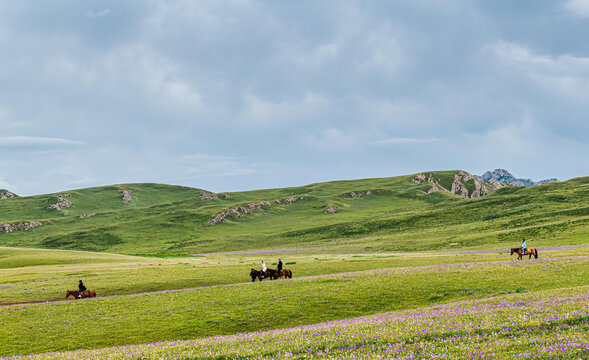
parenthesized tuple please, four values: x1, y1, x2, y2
(0, 171, 588, 255)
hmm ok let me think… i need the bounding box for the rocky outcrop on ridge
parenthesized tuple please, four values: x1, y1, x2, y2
(205, 196, 306, 226)
(78, 213, 96, 219)
(413, 171, 507, 199)
(476, 169, 559, 187)
(451, 171, 490, 199)
(47, 193, 72, 211)
(202, 194, 219, 202)
(412, 174, 441, 194)
(205, 201, 271, 226)
(0, 221, 43, 233)
(122, 189, 133, 203)
(0, 190, 18, 199)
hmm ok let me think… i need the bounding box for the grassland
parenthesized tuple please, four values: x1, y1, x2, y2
(1, 254, 589, 356)
(0, 172, 587, 255)
(6, 286, 588, 359)
(1, 171, 588, 358)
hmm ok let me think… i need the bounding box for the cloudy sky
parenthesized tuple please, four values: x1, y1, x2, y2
(1, 1, 588, 196)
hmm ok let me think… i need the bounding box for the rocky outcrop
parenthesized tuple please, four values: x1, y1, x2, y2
(413, 171, 503, 199)
(324, 206, 339, 214)
(78, 213, 96, 219)
(0, 190, 18, 199)
(451, 171, 490, 199)
(202, 195, 219, 202)
(341, 191, 373, 199)
(412, 173, 445, 194)
(222, 193, 232, 200)
(122, 189, 133, 203)
(205, 201, 271, 226)
(273, 196, 305, 205)
(0, 221, 43, 233)
(47, 193, 72, 211)
(476, 169, 559, 187)
(206, 196, 307, 226)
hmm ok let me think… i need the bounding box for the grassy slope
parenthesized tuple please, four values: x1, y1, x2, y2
(0, 172, 587, 255)
(1, 254, 588, 356)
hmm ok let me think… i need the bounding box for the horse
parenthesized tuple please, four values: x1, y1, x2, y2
(268, 269, 293, 280)
(510, 247, 538, 260)
(264, 268, 279, 280)
(66, 290, 97, 299)
(278, 269, 292, 279)
(250, 269, 265, 282)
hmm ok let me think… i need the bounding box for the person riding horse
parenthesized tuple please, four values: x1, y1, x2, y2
(261, 261, 267, 278)
(277, 258, 283, 273)
(521, 239, 527, 255)
(78, 280, 87, 298)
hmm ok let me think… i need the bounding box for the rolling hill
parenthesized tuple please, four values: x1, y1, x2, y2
(0, 170, 588, 255)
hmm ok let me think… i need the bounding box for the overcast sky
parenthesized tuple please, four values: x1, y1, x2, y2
(1, 1, 588, 196)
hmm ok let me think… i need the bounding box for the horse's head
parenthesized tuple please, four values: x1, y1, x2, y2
(510, 248, 515, 255)
(66, 290, 74, 298)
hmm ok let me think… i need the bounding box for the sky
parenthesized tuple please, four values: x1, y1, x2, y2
(1, 0, 589, 196)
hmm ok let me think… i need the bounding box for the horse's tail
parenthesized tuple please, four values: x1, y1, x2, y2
(288, 270, 292, 279)
(534, 249, 538, 259)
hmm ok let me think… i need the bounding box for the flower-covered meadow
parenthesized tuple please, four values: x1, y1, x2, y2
(5, 286, 588, 359)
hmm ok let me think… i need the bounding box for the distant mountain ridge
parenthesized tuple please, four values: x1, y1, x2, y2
(476, 169, 558, 187)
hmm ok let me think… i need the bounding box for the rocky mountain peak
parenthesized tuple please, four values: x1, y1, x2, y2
(476, 169, 559, 187)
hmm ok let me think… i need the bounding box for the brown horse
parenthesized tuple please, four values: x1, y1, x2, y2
(66, 290, 96, 299)
(268, 269, 293, 280)
(279, 269, 292, 279)
(510, 247, 538, 260)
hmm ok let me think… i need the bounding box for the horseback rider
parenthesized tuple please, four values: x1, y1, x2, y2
(521, 239, 527, 254)
(277, 258, 283, 274)
(78, 280, 87, 298)
(261, 261, 267, 278)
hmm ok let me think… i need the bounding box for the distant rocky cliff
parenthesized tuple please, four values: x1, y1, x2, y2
(412, 170, 510, 199)
(0, 190, 18, 199)
(476, 169, 558, 187)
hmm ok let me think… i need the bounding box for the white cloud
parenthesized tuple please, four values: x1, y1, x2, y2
(486, 41, 552, 64)
(563, 0, 589, 18)
(299, 128, 356, 151)
(361, 23, 404, 71)
(87, 9, 112, 18)
(239, 91, 329, 126)
(370, 137, 441, 145)
(0, 136, 85, 147)
(485, 41, 589, 103)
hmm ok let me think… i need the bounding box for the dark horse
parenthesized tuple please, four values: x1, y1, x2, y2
(250, 269, 265, 282)
(66, 290, 96, 299)
(268, 269, 293, 280)
(510, 247, 538, 260)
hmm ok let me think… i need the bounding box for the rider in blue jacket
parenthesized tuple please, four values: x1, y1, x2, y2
(521, 239, 527, 254)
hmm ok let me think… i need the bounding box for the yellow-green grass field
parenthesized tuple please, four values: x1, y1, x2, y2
(1, 249, 588, 356)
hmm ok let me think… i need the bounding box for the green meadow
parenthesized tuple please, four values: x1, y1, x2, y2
(1, 170, 589, 358)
